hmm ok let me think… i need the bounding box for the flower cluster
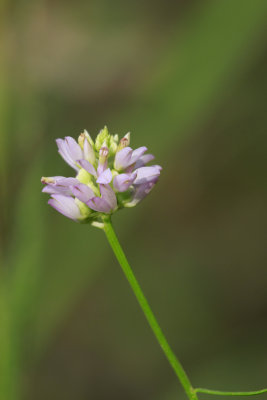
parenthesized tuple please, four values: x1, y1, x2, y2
(41, 127, 161, 226)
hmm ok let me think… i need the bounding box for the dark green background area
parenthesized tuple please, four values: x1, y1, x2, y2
(0, 1, 267, 399)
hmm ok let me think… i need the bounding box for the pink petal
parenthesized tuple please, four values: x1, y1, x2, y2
(77, 159, 97, 177)
(65, 136, 83, 161)
(113, 172, 137, 192)
(87, 184, 117, 213)
(42, 185, 72, 195)
(114, 147, 133, 171)
(100, 184, 117, 210)
(87, 197, 112, 213)
(71, 183, 95, 203)
(56, 139, 79, 171)
(134, 165, 162, 185)
(134, 154, 155, 169)
(130, 146, 147, 164)
(48, 195, 82, 221)
(96, 168, 113, 184)
(126, 181, 157, 207)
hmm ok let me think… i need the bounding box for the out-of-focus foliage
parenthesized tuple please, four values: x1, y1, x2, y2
(0, 1, 267, 399)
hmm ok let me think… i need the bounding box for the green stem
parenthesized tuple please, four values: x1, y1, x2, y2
(103, 216, 197, 400)
(195, 388, 267, 397)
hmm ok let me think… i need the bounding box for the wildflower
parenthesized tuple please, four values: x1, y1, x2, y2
(41, 127, 161, 226)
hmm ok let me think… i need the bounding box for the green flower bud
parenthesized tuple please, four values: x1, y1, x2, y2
(84, 129, 94, 147)
(109, 135, 119, 156)
(76, 168, 92, 185)
(111, 169, 119, 179)
(75, 198, 91, 217)
(95, 126, 110, 151)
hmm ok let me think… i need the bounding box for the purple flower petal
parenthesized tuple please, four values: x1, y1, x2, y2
(134, 165, 162, 185)
(87, 197, 112, 213)
(42, 177, 79, 195)
(97, 162, 108, 176)
(65, 136, 83, 161)
(42, 185, 72, 195)
(77, 159, 97, 177)
(114, 147, 133, 171)
(133, 154, 155, 169)
(56, 136, 86, 172)
(56, 139, 79, 172)
(130, 146, 147, 165)
(100, 184, 117, 210)
(96, 168, 112, 184)
(87, 184, 117, 213)
(113, 172, 137, 192)
(55, 177, 80, 186)
(48, 194, 82, 221)
(71, 183, 95, 203)
(126, 181, 157, 207)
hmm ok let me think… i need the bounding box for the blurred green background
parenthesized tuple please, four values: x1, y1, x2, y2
(0, 1, 267, 399)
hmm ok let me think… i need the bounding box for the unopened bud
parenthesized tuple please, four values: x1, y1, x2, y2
(98, 145, 109, 175)
(78, 130, 94, 148)
(84, 130, 94, 146)
(109, 134, 119, 156)
(41, 177, 55, 184)
(95, 126, 109, 151)
(99, 145, 109, 165)
(78, 133, 86, 149)
(83, 137, 96, 165)
(117, 132, 130, 151)
(75, 198, 92, 218)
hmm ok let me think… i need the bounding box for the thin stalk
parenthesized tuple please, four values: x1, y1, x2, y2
(195, 388, 267, 397)
(103, 216, 197, 400)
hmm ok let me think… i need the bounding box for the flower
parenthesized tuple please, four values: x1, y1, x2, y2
(41, 127, 162, 226)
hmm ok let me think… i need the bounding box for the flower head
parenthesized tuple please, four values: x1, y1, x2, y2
(41, 127, 162, 226)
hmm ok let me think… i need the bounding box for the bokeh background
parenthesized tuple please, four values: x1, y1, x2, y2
(0, 1, 267, 399)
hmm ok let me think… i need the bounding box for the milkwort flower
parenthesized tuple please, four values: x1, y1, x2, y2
(41, 127, 161, 226)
